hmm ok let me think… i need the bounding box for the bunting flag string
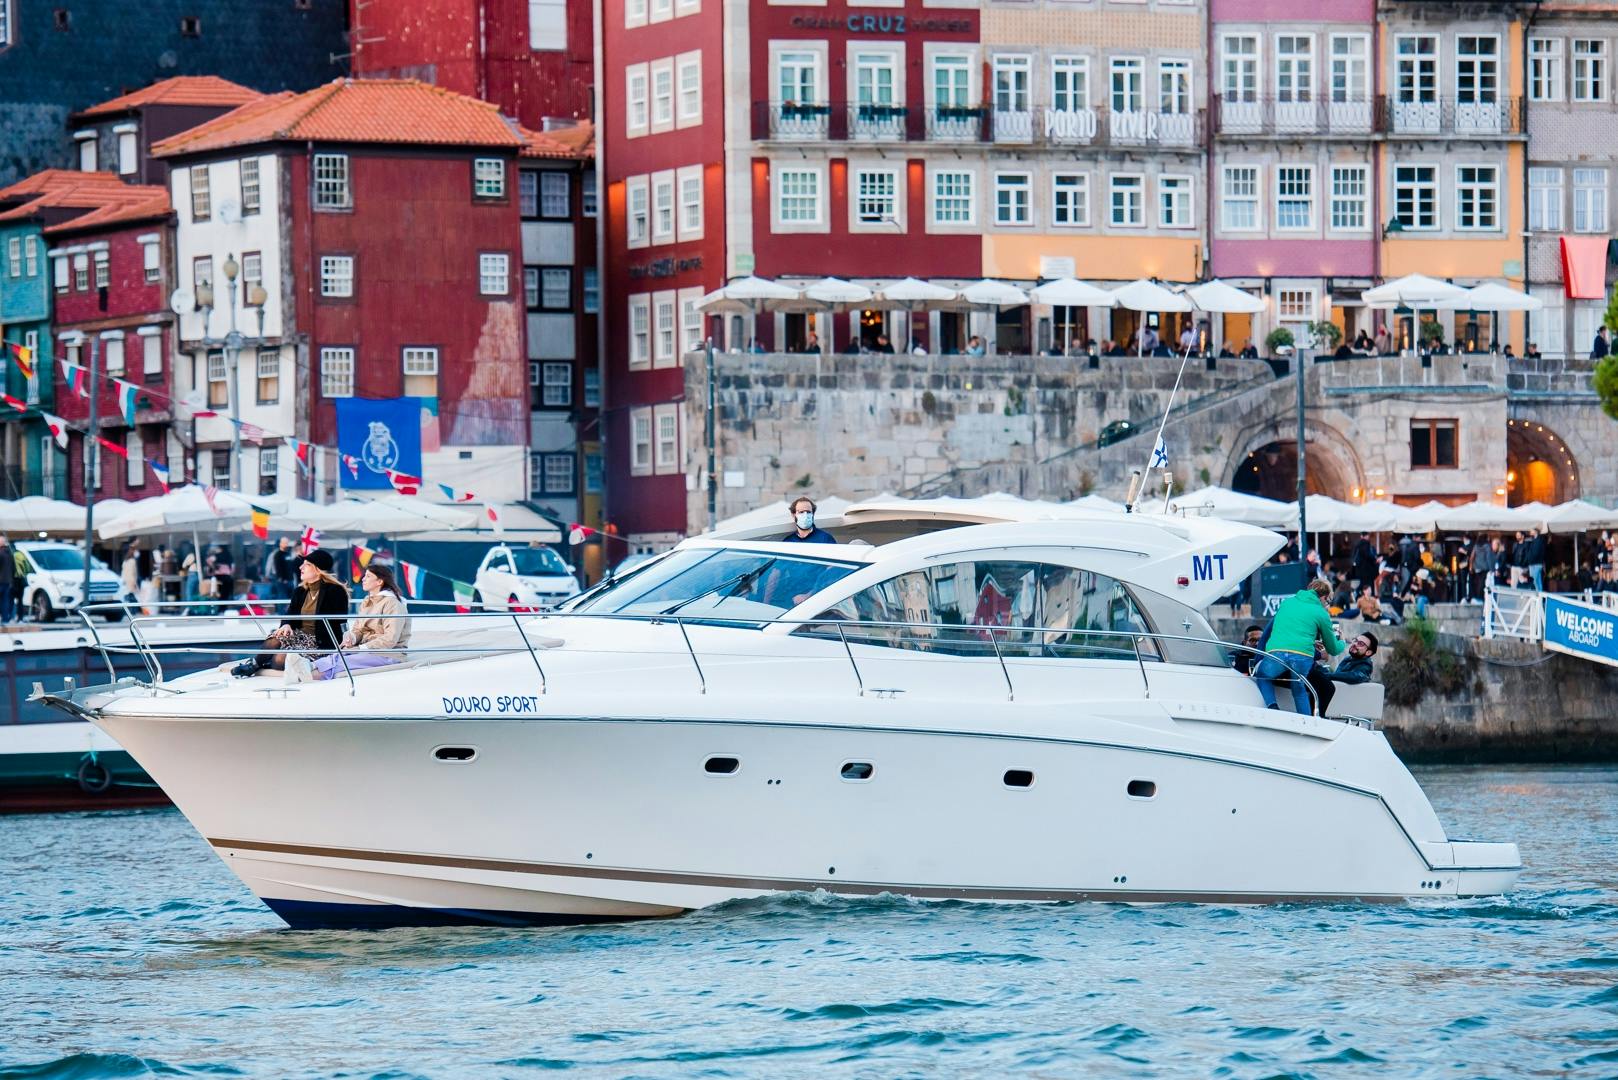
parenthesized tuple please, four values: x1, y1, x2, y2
(148, 460, 171, 493)
(95, 435, 128, 459)
(7, 342, 36, 381)
(59, 359, 88, 398)
(386, 469, 421, 496)
(2, 394, 28, 413)
(202, 485, 221, 516)
(437, 483, 475, 503)
(41, 412, 70, 450)
(342, 453, 360, 480)
(115, 380, 139, 427)
(350, 543, 378, 583)
(249, 504, 272, 540)
(398, 560, 427, 599)
(451, 579, 476, 613)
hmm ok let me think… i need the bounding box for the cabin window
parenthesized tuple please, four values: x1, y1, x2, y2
(1127, 778, 1157, 799)
(840, 761, 874, 781)
(704, 755, 739, 775)
(433, 746, 478, 762)
(1003, 769, 1034, 788)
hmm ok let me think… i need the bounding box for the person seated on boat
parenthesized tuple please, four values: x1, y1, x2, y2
(1306, 631, 1378, 717)
(1253, 579, 1346, 713)
(286, 564, 411, 683)
(1231, 623, 1264, 675)
(230, 549, 349, 677)
(781, 497, 835, 544)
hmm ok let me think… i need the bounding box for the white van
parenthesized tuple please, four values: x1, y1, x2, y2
(18, 541, 130, 622)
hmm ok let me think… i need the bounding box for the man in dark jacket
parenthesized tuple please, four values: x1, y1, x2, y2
(0, 536, 13, 624)
(1525, 528, 1547, 592)
(1308, 631, 1378, 717)
(1351, 532, 1378, 589)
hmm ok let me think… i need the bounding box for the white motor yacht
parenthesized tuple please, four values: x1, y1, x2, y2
(46, 506, 1521, 928)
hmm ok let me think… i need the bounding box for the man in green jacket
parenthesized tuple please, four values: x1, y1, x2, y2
(1254, 578, 1346, 712)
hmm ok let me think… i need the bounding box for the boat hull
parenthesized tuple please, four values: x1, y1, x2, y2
(96, 710, 1522, 928)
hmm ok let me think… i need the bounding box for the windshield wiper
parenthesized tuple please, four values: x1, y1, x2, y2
(659, 559, 776, 617)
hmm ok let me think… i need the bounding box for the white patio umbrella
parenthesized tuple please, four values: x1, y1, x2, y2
(1112, 279, 1193, 357)
(1431, 500, 1537, 532)
(1434, 282, 1544, 312)
(1184, 279, 1265, 314)
(1542, 499, 1618, 534)
(97, 486, 288, 540)
(870, 278, 961, 351)
(1391, 500, 1448, 534)
(1154, 486, 1294, 527)
(1361, 274, 1468, 309)
(0, 496, 130, 535)
(956, 280, 1030, 355)
(1031, 278, 1117, 353)
(697, 276, 803, 350)
(308, 496, 478, 536)
(798, 277, 873, 312)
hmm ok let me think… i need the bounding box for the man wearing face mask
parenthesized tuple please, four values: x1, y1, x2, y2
(782, 496, 836, 544)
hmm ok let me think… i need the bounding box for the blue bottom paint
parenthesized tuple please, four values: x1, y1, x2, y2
(263, 898, 634, 930)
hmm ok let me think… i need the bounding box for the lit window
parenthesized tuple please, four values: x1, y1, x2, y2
(319, 255, 354, 297)
(320, 347, 355, 398)
(479, 252, 510, 295)
(313, 153, 351, 209)
(190, 165, 211, 220)
(240, 157, 261, 214)
(474, 158, 506, 199)
(1051, 173, 1089, 227)
(931, 170, 974, 225)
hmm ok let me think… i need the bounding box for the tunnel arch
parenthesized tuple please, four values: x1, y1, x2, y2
(1506, 418, 1580, 506)
(1225, 419, 1366, 502)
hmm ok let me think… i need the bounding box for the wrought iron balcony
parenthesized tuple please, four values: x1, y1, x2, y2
(754, 101, 1204, 147)
(1214, 95, 1378, 137)
(1379, 95, 1525, 137)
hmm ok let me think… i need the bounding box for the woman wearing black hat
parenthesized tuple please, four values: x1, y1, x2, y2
(231, 549, 349, 676)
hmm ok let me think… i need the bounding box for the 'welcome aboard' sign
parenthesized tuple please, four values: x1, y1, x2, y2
(1543, 596, 1618, 668)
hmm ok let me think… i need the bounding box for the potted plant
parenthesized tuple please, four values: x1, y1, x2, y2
(1419, 318, 1445, 347)
(1309, 320, 1343, 353)
(1265, 327, 1295, 356)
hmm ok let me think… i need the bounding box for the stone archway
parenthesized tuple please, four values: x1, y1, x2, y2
(1226, 420, 1365, 502)
(1506, 418, 1580, 506)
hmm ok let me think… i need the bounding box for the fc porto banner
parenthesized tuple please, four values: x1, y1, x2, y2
(334, 397, 424, 490)
(1542, 596, 1618, 668)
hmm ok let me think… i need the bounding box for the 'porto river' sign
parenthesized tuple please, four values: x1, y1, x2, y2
(1542, 595, 1618, 668)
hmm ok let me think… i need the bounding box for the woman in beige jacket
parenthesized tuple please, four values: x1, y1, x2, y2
(289, 563, 412, 682)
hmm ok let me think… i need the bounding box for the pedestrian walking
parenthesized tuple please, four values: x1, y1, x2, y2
(0, 536, 14, 624)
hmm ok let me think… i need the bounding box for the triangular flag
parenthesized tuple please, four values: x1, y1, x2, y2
(59, 359, 88, 398)
(437, 482, 474, 502)
(399, 560, 427, 599)
(238, 422, 264, 445)
(95, 435, 128, 458)
(148, 460, 171, 492)
(351, 543, 377, 582)
(342, 453, 360, 480)
(568, 523, 597, 546)
(8, 342, 35, 380)
(451, 579, 476, 613)
(298, 526, 321, 555)
(203, 485, 221, 516)
(2, 394, 27, 413)
(286, 437, 312, 474)
(116, 380, 139, 427)
(386, 469, 421, 495)
(249, 504, 271, 540)
(41, 412, 69, 450)
(486, 504, 503, 536)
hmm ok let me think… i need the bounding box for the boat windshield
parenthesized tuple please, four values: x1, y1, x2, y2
(511, 547, 570, 576)
(568, 548, 858, 625)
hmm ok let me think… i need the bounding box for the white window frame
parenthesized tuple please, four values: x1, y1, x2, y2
(1221, 34, 1260, 104)
(1329, 164, 1369, 232)
(190, 164, 211, 220)
(651, 170, 675, 244)
(473, 158, 506, 199)
(6, 237, 18, 277)
(626, 64, 649, 137)
(1157, 58, 1191, 115)
(1158, 173, 1192, 229)
(1051, 172, 1090, 228)
(774, 165, 825, 228)
(1110, 56, 1144, 114)
(1573, 167, 1608, 233)
(313, 153, 351, 210)
(652, 403, 679, 475)
(1454, 164, 1499, 231)
(1051, 55, 1089, 114)
(677, 164, 704, 240)
(630, 407, 653, 476)
(652, 290, 677, 367)
(1221, 165, 1260, 232)
(1529, 167, 1564, 232)
(118, 130, 137, 175)
(1277, 288, 1317, 323)
(319, 254, 355, 298)
(626, 175, 649, 248)
(540, 171, 569, 218)
(625, 0, 646, 28)
(1393, 163, 1439, 231)
(650, 59, 675, 132)
(650, 0, 672, 23)
(1573, 39, 1606, 103)
(1109, 173, 1144, 228)
(240, 156, 261, 214)
(541, 361, 572, 407)
(1276, 165, 1315, 231)
(541, 268, 571, 309)
(1275, 34, 1315, 105)
(679, 286, 704, 354)
(93, 249, 109, 288)
(930, 168, 975, 227)
(677, 52, 702, 127)
(628, 295, 651, 369)
(853, 166, 899, 228)
(320, 347, 355, 398)
(1530, 38, 1564, 103)
(993, 171, 1032, 227)
(1330, 33, 1370, 104)
(478, 252, 510, 296)
(1455, 35, 1501, 108)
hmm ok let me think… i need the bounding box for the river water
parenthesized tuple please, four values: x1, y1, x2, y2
(1, 765, 1614, 1079)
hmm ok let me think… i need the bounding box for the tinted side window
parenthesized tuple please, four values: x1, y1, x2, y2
(1037, 565, 1155, 660)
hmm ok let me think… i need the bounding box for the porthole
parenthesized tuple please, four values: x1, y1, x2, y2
(1003, 769, 1035, 789)
(432, 745, 478, 763)
(1126, 778, 1157, 799)
(704, 755, 740, 775)
(840, 761, 874, 782)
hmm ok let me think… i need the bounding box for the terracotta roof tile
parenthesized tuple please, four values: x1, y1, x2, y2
(519, 120, 594, 160)
(0, 172, 170, 231)
(153, 79, 527, 158)
(76, 76, 263, 120)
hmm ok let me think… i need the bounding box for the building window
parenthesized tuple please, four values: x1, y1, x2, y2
(584, 369, 600, 409)
(625, 0, 645, 26)
(652, 61, 674, 128)
(653, 292, 676, 365)
(1157, 59, 1191, 114)
(776, 168, 822, 225)
(6, 238, 18, 277)
(677, 166, 703, 238)
(92, 250, 109, 288)
(403, 346, 438, 397)
(1455, 165, 1499, 230)
(542, 361, 572, 407)
(190, 165, 211, 220)
(1410, 419, 1458, 469)
(142, 332, 162, 376)
(529, 0, 565, 50)
(473, 158, 506, 199)
(1158, 174, 1192, 228)
(1052, 56, 1088, 113)
(142, 241, 160, 284)
(1222, 166, 1259, 231)
(241, 250, 261, 295)
(1329, 165, 1368, 231)
(1573, 168, 1608, 233)
(121, 431, 142, 487)
(20, 236, 35, 277)
(1276, 35, 1314, 105)
(629, 295, 650, 368)
(651, 0, 671, 21)
(320, 347, 355, 398)
(524, 267, 540, 308)
(208, 449, 228, 488)
(994, 54, 1032, 119)
(542, 452, 575, 495)
(679, 288, 703, 354)
(1530, 38, 1564, 102)
(259, 447, 278, 496)
(582, 169, 596, 216)
(583, 267, 599, 313)
(240, 157, 260, 214)
(319, 255, 354, 298)
(103, 336, 125, 377)
(71, 253, 88, 291)
(1222, 35, 1259, 103)
(1110, 57, 1143, 113)
(540, 172, 569, 218)
(479, 253, 509, 296)
(541, 268, 570, 309)
(194, 255, 216, 296)
(313, 153, 351, 209)
(1395, 35, 1439, 106)
(79, 136, 97, 172)
(678, 53, 702, 124)
(855, 169, 896, 226)
(994, 173, 1031, 226)
(1573, 40, 1606, 102)
(778, 49, 822, 109)
(1277, 289, 1315, 322)
(1393, 164, 1438, 230)
(1110, 174, 1144, 227)
(627, 177, 648, 245)
(653, 403, 679, 473)
(931, 170, 974, 225)
(630, 407, 653, 474)
(207, 349, 229, 407)
(625, 66, 649, 133)
(1530, 167, 1564, 232)
(256, 348, 279, 404)
(519, 171, 539, 217)
(118, 131, 138, 175)
(53, 255, 68, 293)
(1330, 35, 1369, 103)
(651, 173, 674, 242)
(1276, 166, 1314, 230)
(934, 53, 972, 113)
(1051, 173, 1089, 227)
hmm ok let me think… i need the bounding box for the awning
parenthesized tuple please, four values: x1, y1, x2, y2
(1560, 236, 1608, 300)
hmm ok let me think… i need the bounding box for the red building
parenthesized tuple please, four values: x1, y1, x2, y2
(351, 0, 595, 127)
(152, 80, 534, 501)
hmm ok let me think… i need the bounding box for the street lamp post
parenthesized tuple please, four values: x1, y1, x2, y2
(195, 253, 267, 492)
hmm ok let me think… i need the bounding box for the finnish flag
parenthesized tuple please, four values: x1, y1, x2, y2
(1149, 435, 1169, 470)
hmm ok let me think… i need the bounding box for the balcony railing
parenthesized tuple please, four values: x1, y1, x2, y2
(1213, 95, 1526, 138)
(756, 101, 1204, 147)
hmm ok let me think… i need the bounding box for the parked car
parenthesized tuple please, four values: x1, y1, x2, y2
(1098, 419, 1135, 447)
(472, 544, 580, 612)
(18, 541, 130, 622)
